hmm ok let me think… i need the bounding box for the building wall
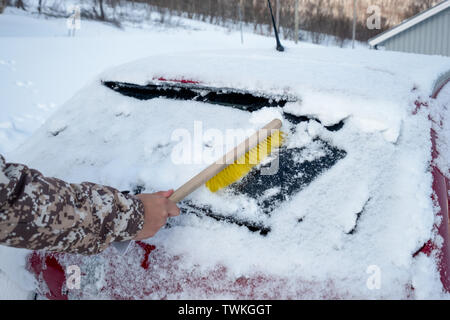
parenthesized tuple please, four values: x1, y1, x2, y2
(382, 8, 450, 56)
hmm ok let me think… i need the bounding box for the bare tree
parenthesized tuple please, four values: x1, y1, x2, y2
(15, 0, 25, 10)
(98, 0, 105, 20)
(275, 0, 280, 29)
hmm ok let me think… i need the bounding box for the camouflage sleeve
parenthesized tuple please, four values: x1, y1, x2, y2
(0, 154, 144, 255)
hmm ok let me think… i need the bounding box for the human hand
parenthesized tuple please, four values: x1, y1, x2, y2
(134, 190, 180, 240)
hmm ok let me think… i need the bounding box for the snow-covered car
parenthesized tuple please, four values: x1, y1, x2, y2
(14, 47, 450, 299)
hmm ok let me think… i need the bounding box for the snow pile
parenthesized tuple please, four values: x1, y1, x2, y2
(5, 46, 450, 299)
(104, 48, 450, 145)
(0, 246, 35, 300)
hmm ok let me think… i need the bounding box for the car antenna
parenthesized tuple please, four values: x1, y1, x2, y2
(267, 0, 284, 52)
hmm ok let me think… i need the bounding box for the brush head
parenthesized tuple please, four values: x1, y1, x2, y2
(205, 130, 284, 192)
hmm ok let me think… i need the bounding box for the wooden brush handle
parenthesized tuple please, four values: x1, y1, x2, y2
(168, 119, 282, 203)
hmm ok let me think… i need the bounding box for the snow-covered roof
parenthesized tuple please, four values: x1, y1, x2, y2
(10, 47, 450, 298)
(368, 0, 450, 47)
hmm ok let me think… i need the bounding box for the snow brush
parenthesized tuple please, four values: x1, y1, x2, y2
(168, 119, 284, 203)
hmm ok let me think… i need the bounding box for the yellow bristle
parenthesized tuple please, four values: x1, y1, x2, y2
(205, 130, 284, 192)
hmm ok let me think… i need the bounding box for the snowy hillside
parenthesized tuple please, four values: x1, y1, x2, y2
(0, 8, 280, 155)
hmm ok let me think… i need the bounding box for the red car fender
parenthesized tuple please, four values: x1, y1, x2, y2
(415, 78, 450, 291)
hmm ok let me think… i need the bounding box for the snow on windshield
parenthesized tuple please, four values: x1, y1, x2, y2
(7, 47, 450, 299)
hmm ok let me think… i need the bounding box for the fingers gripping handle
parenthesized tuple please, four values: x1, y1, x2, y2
(168, 119, 282, 203)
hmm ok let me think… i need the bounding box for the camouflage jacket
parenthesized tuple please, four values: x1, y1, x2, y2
(0, 154, 144, 255)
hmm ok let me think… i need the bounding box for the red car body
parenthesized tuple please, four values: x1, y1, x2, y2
(26, 77, 450, 300)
